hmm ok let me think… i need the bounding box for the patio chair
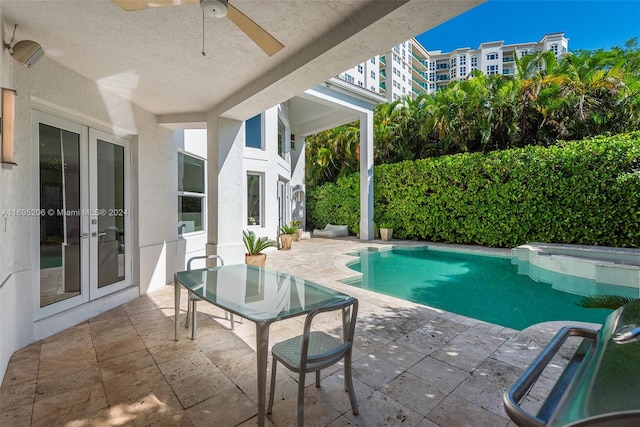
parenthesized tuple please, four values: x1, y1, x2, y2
(267, 297, 359, 426)
(185, 254, 234, 339)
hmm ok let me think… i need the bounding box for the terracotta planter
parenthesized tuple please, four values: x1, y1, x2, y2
(245, 253, 267, 267)
(293, 229, 303, 242)
(280, 234, 294, 250)
(380, 228, 393, 241)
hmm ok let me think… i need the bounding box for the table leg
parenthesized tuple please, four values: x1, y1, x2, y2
(255, 320, 271, 427)
(174, 277, 180, 341)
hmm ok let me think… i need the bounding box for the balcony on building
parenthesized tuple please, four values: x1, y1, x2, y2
(411, 53, 428, 70)
(412, 66, 428, 82)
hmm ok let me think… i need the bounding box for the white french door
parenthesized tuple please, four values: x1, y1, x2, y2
(88, 128, 131, 300)
(34, 111, 131, 318)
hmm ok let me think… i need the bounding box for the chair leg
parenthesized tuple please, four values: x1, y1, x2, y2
(185, 294, 191, 329)
(297, 372, 306, 427)
(267, 357, 277, 414)
(316, 370, 321, 388)
(344, 352, 359, 415)
(190, 300, 197, 340)
(230, 312, 235, 330)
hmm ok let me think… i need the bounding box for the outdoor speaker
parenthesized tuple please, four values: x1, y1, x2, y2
(11, 40, 44, 69)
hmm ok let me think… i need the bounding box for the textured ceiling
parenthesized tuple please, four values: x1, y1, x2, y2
(1, 0, 483, 120)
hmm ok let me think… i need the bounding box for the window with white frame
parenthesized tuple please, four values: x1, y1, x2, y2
(247, 173, 262, 226)
(486, 64, 499, 75)
(459, 55, 466, 65)
(460, 66, 466, 76)
(370, 70, 375, 79)
(486, 52, 499, 60)
(371, 57, 376, 64)
(471, 56, 478, 67)
(357, 64, 363, 73)
(178, 152, 205, 234)
(550, 44, 559, 55)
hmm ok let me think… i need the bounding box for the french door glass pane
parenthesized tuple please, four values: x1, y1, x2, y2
(97, 140, 125, 288)
(39, 124, 81, 307)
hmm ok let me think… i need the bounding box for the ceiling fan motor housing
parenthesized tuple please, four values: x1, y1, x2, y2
(201, 0, 228, 18)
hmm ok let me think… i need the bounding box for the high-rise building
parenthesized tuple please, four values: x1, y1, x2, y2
(338, 32, 569, 101)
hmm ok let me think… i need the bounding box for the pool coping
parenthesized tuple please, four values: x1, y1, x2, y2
(513, 243, 640, 292)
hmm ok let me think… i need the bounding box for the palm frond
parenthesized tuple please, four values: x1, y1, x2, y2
(576, 295, 637, 310)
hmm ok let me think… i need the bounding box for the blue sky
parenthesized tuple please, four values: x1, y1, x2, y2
(415, 0, 640, 53)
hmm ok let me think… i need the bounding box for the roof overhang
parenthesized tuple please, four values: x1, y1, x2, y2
(1, 0, 484, 123)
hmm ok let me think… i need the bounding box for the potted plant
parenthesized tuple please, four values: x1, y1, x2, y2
(290, 220, 303, 242)
(243, 230, 276, 267)
(378, 222, 394, 241)
(279, 223, 297, 250)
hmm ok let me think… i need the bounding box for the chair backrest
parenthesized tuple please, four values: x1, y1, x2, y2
(299, 297, 358, 371)
(187, 254, 224, 271)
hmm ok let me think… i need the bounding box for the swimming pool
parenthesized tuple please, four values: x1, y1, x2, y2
(341, 246, 633, 330)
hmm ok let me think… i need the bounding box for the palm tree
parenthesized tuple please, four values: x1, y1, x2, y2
(373, 99, 403, 163)
(549, 55, 626, 137)
(510, 50, 562, 146)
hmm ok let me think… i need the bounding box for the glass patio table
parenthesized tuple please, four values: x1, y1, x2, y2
(174, 263, 352, 427)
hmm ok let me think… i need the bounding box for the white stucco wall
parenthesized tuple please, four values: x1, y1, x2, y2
(0, 26, 183, 381)
(242, 105, 294, 243)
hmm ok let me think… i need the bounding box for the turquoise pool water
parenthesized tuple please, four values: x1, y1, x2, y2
(342, 247, 628, 330)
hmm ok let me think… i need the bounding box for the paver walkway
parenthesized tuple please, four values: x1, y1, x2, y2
(1, 237, 593, 426)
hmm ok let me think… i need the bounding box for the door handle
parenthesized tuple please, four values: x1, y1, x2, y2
(91, 232, 107, 237)
(81, 233, 90, 239)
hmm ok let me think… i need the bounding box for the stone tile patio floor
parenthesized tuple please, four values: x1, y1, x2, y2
(0, 237, 593, 426)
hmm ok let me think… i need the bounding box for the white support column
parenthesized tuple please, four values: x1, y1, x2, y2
(206, 113, 246, 264)
(359, 110, 374, 241)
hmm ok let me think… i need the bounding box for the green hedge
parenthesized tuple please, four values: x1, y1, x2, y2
(307, 132, 640, 248)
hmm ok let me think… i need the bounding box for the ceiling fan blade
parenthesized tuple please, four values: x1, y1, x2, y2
(112, 0, 198, 11)
(226, 3, 284, 57)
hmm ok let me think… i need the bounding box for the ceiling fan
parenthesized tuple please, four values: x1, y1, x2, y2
(112, 0, 284, 56)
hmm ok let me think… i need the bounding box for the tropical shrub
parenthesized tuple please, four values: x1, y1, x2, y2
(279, 223, 298, 235)
(243, 230, 277, 255)
(307, 132, 640, 248)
